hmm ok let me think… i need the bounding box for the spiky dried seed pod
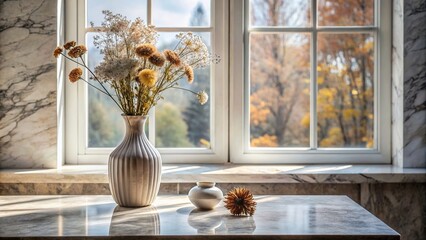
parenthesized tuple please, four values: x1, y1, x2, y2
(224, 187, 256, 216)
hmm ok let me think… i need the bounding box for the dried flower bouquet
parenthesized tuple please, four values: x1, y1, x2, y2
(54, 10, 215, 116)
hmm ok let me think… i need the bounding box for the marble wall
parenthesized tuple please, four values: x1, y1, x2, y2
(392, 0, 405, 168)
(392, 0, 426, 167)
(361, 183, 426, 240)
(402, 0, 426, 167)
(0, 0, 57, 168)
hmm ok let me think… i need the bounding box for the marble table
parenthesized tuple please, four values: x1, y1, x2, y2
(0, 195, 399, 239)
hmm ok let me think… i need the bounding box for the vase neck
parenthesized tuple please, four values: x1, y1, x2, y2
(122, 115, 147, 135)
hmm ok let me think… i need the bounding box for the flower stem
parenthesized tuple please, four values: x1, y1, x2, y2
(78, 56, 124, 113)
(79, 78, 110, 96)
(171, 86, 198, 95)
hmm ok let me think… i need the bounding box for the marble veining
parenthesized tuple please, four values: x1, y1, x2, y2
(0, 0, 57, 168)
(0, 195, 399, 239)
(402, 0, 426, 167)
(361, 183, 426, 240)
(392, 0, 405, 168)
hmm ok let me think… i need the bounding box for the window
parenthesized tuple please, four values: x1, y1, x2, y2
(229, 0, 391, 163)
(64, 0, 390, 164)
(65, 0, 228, 164)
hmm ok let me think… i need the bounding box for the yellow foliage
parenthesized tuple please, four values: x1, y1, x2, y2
(251, 134, 278, 147)
(343, 109, 360, 120)
(250, 95, 271, 125)
(300, 113, 310, 128)
(319, 127, 343, 147)
(250, 106, 270, 126)
(318, 88, 336, 101)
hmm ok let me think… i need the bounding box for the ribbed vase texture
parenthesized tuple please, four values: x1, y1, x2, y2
(108, 115, 162, 207)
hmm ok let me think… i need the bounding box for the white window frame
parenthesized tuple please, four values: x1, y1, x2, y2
(229, 0, 392, 164)
(63, 0, 392, 165)
(64, 0, 229, 164)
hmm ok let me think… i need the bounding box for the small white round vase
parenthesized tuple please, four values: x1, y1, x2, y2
(188, 182, 223, 210)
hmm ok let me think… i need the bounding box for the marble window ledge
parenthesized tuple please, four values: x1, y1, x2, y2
(0, 164, 425, 184)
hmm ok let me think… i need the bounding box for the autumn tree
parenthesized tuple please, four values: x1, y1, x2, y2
(250, 0, 375, 148)
(250, 0, 310, 147)
(315, 0, 374, 148)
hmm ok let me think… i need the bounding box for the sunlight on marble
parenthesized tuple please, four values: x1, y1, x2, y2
(300, 165, 353, 173)
(162, 165, 200, 174)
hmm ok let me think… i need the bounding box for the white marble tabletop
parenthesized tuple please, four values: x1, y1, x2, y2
(0, 195, 399, 239)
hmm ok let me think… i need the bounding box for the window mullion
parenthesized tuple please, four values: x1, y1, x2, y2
(147, 0, 152, 25)
(310, 0, 318, 150)
(146, 0, 155, 145)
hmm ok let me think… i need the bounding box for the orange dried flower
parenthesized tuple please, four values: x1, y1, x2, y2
(138, 69, 157, 87)
(53, 47, 63, 58)
(68, 68, 83, 83)
(224, 187, 257, 216)
(63, 41, 76, 50)
(68, 45, 87, 58)
(184, 65, 194, 83)
(164, 49, 181, 66)
(148, 52, 165, 67)
(135, 43, 156, 58)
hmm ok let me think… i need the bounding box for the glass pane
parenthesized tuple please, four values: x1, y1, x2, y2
(87, 0, 147, 27)
(152, 0, 210, 27)
(317, 33, 375, 148)
(250, 0, 311, 27)
(250, 33, 310, 148)
(155, 32, 211, 148)
(86, 33, 125, 148)
(318, 0, 374, 26)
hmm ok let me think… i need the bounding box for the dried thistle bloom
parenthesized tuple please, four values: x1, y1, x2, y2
(68, 68, 83, 83)
(53, 47, 63, 58)
(197, 90, 208, 105)
(68, 45, 87, 58)
(148, 52, 165, 67)
(224, 187, 257, 216)
(164, 49, 181, 66)
(136, 43, 157, 58)
(184, 65, 194, 83)
(63, 41, 76, 50)
(138, 69, 157, 87)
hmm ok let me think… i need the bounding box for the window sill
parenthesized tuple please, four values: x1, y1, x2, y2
(1, 164, 425, 184)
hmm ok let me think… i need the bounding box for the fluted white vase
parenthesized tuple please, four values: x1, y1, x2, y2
(108, 115, 162, 207)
